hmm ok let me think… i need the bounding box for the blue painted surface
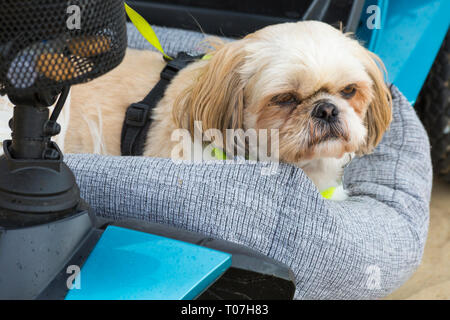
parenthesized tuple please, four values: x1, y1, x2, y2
(65, 226, 231, 300)
(357, 0, 450, 104)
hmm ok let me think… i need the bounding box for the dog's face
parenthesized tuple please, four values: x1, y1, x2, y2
(174, 21, 392, 162)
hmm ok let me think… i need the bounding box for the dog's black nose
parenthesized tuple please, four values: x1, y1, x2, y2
(313, 102, 339, 122)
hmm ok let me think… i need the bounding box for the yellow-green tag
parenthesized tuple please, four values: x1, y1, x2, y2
(124, 3, 172, 60)
(212, 147, 227, 160)
(202, 54, 212, 60)
(320, 187, 336, 200)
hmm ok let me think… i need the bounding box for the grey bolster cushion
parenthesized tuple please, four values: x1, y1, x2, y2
(64, 25, 432, 299)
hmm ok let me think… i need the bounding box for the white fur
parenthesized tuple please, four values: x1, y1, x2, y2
(298, 153, 352, 195)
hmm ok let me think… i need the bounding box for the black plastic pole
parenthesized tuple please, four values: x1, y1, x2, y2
(10, 105, 50, 159)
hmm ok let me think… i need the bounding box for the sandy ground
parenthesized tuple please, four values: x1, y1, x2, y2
(386, 177, 450, 300)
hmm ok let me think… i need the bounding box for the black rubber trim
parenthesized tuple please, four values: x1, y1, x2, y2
(302, 0, 331, 21)
(126, 1, 296, 38)
(345, 0, 365, 33)
(127, 0, 364, 37)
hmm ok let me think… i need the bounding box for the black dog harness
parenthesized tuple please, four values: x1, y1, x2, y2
(121, 52, 200, 156)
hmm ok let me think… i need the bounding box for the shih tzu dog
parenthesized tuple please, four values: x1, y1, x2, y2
(64, 21, 392, 199)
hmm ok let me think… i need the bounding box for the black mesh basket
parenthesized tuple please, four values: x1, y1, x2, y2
(0, 0, 127, 96)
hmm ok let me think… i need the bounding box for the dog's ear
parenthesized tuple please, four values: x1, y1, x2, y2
(173, 40, 247, 137)
(358, 49, 393, 154)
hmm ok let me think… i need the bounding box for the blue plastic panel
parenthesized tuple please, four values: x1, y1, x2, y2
(357, 0, 450, 104)
(65, 226, 231, 300)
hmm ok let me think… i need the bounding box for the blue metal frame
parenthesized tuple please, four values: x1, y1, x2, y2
(357, 0, 450, 104)
(65, 226, 231, 300)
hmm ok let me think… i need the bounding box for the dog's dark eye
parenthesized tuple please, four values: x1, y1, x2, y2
(341, 85, 357, 99)
(271, 93, 299, 107)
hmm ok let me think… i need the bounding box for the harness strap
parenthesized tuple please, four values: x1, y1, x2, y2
(120, 52, 199, 156)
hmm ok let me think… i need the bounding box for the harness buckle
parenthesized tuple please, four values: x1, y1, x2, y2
(160, 63, 179, 81)
(125, 103, 151, 127)
(160, 52, 196, 81)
